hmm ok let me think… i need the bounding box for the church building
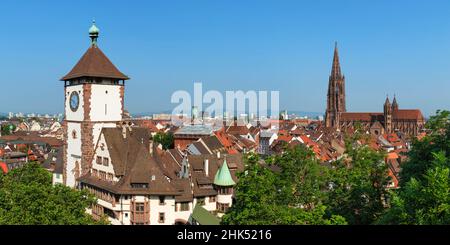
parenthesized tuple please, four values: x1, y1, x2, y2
(325, 43, 425, 136)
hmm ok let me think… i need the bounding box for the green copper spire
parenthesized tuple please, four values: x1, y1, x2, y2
(89, 20, 100, 46)
(214, 158, 236, 187)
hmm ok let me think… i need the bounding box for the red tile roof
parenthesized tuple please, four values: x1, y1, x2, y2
(394, 109, 424, 120)
(226, 125, 250, 135)
(277, 135, 293, 143)
(340, 112, 383, 121)
(61, 46, 129, 80)
(416, 132, 427, 140)
(299, 135, 312, 145)
(0, 162, 7, 174)
(387, 152, 399, 160)
(340, 109, 424, 121)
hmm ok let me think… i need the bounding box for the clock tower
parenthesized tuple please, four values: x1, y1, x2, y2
(61, 21, 129, 187)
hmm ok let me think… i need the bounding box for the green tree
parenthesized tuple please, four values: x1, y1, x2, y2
(273, 144, 328, 209)
(400, 110, 450, 185)
(325, 131, 390, 225)
(1, 124, 16, 135)
(221, 152, 346, 225)
(153, 132, 174, 150)
(0, 163, 108, 225)
(378, 152, 450, 224)
(377, 110, 450, 225)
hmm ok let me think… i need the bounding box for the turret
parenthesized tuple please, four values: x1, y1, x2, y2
(214, 158, 235, 214)
(392, 94, 399, 113)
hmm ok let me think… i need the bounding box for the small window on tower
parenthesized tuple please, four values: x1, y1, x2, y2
(158, 213, 165, 223)
(103, 157, 109, 166)
(72, 130, 77, 139)
(105, 104, 107, 115)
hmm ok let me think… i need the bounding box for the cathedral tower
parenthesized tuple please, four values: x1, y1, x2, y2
(384, 96, 393, 133)
(325, 43, 346, 128)
(61, 21, 129, 187)
(392, 95, 399, 114)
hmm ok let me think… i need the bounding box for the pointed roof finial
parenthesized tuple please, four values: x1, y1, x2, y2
(385, 94, 390, 105)
(392, 94, 398, 108)
(331, 42, 342, 78)
(89, 19, 100, 46)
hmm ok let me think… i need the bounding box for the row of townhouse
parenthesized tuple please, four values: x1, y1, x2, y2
(71, 125, 242, 225)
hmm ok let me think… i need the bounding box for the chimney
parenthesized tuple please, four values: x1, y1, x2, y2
(122, 124, 127, 139)
(204, 158, 209, 177)
(217, 151, 221, 159)
(149, 141, 154, 156)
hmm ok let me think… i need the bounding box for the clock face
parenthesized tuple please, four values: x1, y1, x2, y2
(69, 91, 80, 112)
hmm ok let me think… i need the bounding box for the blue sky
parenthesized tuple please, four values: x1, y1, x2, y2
(1, 0, 450, 116)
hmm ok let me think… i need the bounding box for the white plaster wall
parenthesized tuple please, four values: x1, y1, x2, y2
(90, 84, 122, 122)
(66, 122, 82, 187)
(117, 197, 132, 225)
(174, 202, 193, 223)
(269, 134, 278, 146)
(109, 217, 122, 225)
(217, 194, 232, 206)
(91, 133, 118, 181)
(204, 196, 217, 211)
(92, 123, 116, 151)
(193, 197, 216, 212)
(97, 198, 115, 211)
(30, 121, 41, 131)
(52, 173, 63, 185)
(65, 85, 85, 121)
(149, 196, 176, 225)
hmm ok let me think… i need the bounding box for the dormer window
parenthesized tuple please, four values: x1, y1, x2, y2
(131, 183, 148, 188)
(159, 196, 166, 205)
(199, 184, 213, 189)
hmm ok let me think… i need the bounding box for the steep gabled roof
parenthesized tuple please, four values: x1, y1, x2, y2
(201, 135, 226, 153)
(79, 127, 179, 195)
(61, 45, 129, 81)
